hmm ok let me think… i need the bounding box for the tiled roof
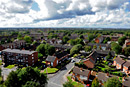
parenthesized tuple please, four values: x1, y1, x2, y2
(73, 66, 90, 76)
(46, 56, 56, 62)
(114, 56, 125, 65)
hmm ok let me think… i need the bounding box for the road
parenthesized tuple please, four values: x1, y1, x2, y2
(47, 58, 80, 87)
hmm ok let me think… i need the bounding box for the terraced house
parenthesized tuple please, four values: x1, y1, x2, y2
(2, 48, 38, 66)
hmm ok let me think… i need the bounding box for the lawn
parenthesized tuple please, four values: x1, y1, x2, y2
(0, 60, 2, 65)
(43, 67, 58, 73)
(67, 76, 84, 87)
(5, 65, 15, 69)
(42, 61, 46, 64)
(72, 81, 84, 87)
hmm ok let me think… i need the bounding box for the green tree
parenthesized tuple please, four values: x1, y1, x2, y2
(111, 42, 122, 54)
(36, 44, 45, 55)
(91, 78, 100, 87)
(4, 71, 19, 87)
(88, 34, 95, 42)
(104, 77, 122, 87)
(93, 45, 97, 49)
(123, 47, 130, 56)
(85, 46, 92, 52)
(17, 33, 22, 40)
(79, 35, 84, 39)
(70, 44, 82, 55)
(22, 81, 40, 87)
(118, 36, 126, 46)
(105, 52, 112, 61)
(5, 67, 48, 87)
(63, 81, 74, 87)
(24, 35, 32, 43)
(63, 36, 69, 44)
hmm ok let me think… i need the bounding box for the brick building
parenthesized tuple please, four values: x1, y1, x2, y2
(2, 49, 38, 66)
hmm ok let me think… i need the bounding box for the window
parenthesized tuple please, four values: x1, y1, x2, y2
(32, 54, 34, 56)
(32, 57, 34, 59)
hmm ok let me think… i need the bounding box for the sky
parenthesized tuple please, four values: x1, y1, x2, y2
(0, 0, 130, 28)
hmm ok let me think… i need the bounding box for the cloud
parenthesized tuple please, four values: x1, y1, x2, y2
(0, 0, 130, 28)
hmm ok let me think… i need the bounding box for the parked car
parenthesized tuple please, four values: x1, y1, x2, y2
(71, 59, 75, 62)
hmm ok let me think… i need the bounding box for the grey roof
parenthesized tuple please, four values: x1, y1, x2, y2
(2, 49, 37, 55)
(96, 50, 115, 57)
(123, 61, 130, 67)
(114, 56, 125, 65)
(46, 56, 56, 62)
(73, 66, 90, 76)
(88, 51, 99, 61)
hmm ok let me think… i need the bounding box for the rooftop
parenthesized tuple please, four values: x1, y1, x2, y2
(2, 49, 37, 55)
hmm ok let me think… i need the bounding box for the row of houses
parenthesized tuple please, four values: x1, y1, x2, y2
(0, 40, 26, 51)
(113, 55, 130, 74)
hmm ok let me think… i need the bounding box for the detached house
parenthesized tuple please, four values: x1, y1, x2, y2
(113, 56, 125, 70)
(96, 72, 116, 86)
(123, 39, 130, 48)
(95, 36, 103, 43)
(123, 61, 130, 74)
(72, 66, 91, 84)
(46, 51, 69, 67)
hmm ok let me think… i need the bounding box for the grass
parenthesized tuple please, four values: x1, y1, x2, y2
(67, 76, 72, 82)
(5, 65, 15, 69)
(42, 61, 46, 63)
(43, 67, 58, 73)
(72, 81, 84, 87)
(67, 76, 84, 87)
(0, 60, 2, 65)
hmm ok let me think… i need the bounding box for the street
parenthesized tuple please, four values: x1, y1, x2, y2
(47, 58, 80, 87)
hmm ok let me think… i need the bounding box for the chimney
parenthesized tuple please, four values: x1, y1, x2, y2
(80, 68, 83, 72)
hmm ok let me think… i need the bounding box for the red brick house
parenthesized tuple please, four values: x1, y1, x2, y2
(123, 61, 130, 74)
(95, 36, 103, 43)
(46, 51, 69, 67)
(113, 56, 125, 70)
(83, 58, 95, 69)
(1, 48, 38, 66)
(72, 66, 91, 84)
(123, 39, 130, 48)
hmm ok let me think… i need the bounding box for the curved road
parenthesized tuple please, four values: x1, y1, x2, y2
(47, 58, 80, 87)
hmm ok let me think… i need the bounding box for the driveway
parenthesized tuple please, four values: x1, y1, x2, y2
(47, 58, 80, 87)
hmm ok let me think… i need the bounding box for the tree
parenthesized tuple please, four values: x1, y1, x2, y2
(111, 42, 122, 54)
(123, 47, 130, 56)
(24, 35, 32, 43)
(4, 71, 19, 87)
(104, 77, 122, 87)
(22, 81, 40, 87)
(17, 33, 22, 40)
(91, 78, 100, 87)
(63, 81, 74, 87)
(70, 44, 82, 55)
(36, 44, 55, 56)
(93, 45, 97, 49)
(85, 46, 92, 52)
(63, 36, 69, 44)
(5, 67, 48, 87)
(88, 34, 95, 42)
(105, 52, 112, 61)
(36, 44, 45, 55)
(79, 35, 84, 39)
(118, 36, 126, 46)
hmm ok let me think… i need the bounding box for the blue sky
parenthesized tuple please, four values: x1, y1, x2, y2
(0, 0, 130, 28)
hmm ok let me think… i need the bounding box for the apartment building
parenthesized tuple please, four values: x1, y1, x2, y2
(2, 49, 38, 66)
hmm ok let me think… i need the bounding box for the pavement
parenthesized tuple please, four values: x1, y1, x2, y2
(46, 58, 80, 87)
(0, 65, 17, 81)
